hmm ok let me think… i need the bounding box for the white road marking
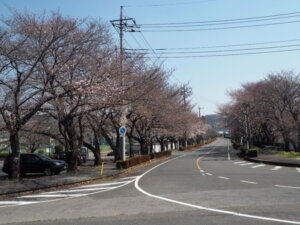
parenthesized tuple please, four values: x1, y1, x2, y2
(227, 140, 231, 161)
(240, 180, 258, 184)
(251, 164, 265, 168)
(199, 170, 204, 173)
(275, 185, 300, 190)
(119, 176, 139, 180)
(239, 163, 254, 166)
(45, 187, 113, 193)
(271, 166, 282, 171)
(135, 155, 300, 224)
(73, 181, 130, 189)
(218, 176, 230, 180)
(234, 161, 247, 164)
(296, 168, 300, 174)
(20, 194, 85, 198)
(0, 178, 137, 208)
(0, 201, 38, 205)
(205, 173, 213, 176)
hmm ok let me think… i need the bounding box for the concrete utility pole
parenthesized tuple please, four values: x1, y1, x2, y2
(198, 106, 204, 118)
(110, 6, 138, 161)
(180, 85, 192, 149)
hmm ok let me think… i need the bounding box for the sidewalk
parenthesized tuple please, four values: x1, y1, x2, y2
(0, 158, 121, 197)
(245, 154, 300, 167)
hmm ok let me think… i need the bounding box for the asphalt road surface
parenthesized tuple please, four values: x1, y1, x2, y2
(0, 138, 299, 225)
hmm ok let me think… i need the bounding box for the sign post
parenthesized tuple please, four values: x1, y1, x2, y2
(119, 126, 127, 160)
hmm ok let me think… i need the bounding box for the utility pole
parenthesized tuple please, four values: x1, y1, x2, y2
(181, 85, 192, 106)
(180, 85, 192, 150)
(198, 106, 204, 118)
(111, 7, 138, 161)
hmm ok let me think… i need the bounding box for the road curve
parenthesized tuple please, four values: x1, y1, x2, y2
(0, 138, 299, 225)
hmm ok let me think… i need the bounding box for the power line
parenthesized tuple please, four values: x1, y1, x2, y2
(139, 11, 300, 26)
(145, 48, 300, 58)
(125, 38, 300, 51)
(130, 43, 300, 55)
(140, 19, 300, 32)
(140, 14, 300, 28)
(124, 0, 215, 8)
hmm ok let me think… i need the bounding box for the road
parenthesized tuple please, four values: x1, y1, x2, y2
(0, 138, 299, 225)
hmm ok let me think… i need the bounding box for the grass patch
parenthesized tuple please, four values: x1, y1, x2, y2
(276, 151, 300, 158)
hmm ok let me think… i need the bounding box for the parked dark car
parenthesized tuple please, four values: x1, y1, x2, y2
(52, 151, 84, 165)
(2, 153, 66, 176)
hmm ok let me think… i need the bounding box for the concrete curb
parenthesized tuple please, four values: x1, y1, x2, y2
(244, 157, 300, 167)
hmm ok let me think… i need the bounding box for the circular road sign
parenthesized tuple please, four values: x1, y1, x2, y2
(119, 126, 127, 136)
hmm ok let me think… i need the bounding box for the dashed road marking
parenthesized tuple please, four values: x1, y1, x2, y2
(239, 163, 254, 166)
(205, 173, 213, 176)
(240, 180, 258, 184)
(271, 166, 282, 171)
(234, 161, 247, 164)
(251, 164, 265, 168)
(218, 176, 230, 180)
(275, 185, 300, 190)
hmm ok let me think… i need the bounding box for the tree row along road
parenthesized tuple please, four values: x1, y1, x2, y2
(0, 138, 299, 225)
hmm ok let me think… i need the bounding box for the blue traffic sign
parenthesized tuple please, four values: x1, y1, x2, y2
(119, 126, 127, 135)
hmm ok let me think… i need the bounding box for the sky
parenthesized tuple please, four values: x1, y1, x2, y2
(1, 0, 300, 116)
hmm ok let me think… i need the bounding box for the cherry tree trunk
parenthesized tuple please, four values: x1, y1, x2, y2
(140, 140, 149, 155)
(8, 132, 21, 179)
(66, 121, 78, 172)
(93, 136, 101, 166)
(128, 137, 134, 157)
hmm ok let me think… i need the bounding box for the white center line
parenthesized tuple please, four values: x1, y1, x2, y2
(218, 176, 230, 180)
(251, 164, 265, 168)
(275, 185, 300, 190)
(240, 180, 258, 184)
(271, 166, 282, 171)
(205, 173, 213, 176)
